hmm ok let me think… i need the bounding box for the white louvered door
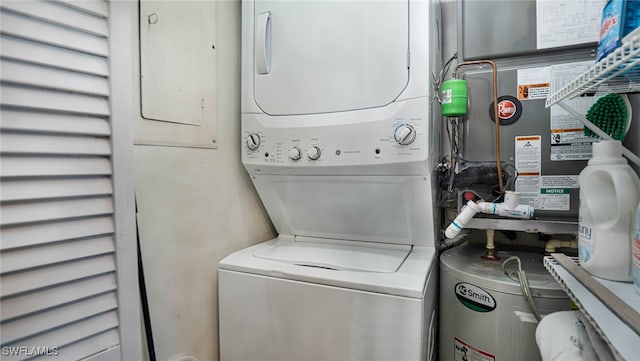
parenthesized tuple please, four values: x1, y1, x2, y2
(1, 1, 141, 360)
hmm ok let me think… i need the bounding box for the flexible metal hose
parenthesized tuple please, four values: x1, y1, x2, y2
(502, 256, 542, 321)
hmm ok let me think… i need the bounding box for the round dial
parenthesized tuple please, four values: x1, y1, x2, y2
(394, 124, 416, 145)
(289, 147, 302, 161)
(246, 133, 261, 151)
(307, 146, 321, 160)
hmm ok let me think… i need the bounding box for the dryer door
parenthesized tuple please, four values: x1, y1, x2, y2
(253, 1, 409, 116)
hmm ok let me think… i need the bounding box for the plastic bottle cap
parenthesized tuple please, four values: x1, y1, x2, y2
(592, 140, 622, 159)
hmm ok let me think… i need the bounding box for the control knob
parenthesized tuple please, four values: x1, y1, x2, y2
(289, 147, 302, 161)
(246, 133, 261, 151)
(307, 146, 321, 160)
(394, 124, 416, 145)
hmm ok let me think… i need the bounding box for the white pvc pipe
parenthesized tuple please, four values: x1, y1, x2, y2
(445, 197, 535, 239)
(476, 201, 534, 219)
(445, 200, 480, 239)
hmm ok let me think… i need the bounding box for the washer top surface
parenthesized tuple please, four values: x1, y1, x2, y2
(254, 239, 411, 273)
(219, 237, 436, 298)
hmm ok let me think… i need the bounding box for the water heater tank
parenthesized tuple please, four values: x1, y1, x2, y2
(439, 243, 572, 361)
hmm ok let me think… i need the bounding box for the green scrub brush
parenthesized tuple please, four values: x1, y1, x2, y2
(584, 93, 632, 141)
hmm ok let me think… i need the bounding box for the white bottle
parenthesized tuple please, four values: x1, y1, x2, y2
(633, 201, 640, 293)
(578, 141, 640, 281)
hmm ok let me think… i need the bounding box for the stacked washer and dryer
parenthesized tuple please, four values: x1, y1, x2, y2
(218, 1, 441, 360)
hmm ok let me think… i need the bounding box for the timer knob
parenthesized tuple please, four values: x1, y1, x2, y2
(394, 124, 416, 145)
(289, 147, 302, 161)
(246, 133, 261, 151)
(307, 146, 321, 160)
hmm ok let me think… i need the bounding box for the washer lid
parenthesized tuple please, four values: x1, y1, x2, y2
(219, 238, 435, 298)
(254, 238, 411, 273)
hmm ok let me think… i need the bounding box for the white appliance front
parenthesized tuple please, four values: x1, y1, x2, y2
(252, 1, 409, 116)
(219, 238, 437, 361)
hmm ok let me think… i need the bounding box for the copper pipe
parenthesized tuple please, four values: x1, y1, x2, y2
(453, 60, 504, 195)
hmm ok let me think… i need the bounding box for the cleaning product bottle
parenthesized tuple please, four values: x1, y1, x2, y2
(578, 140, 640, 281)
(633, 201, 640, 293)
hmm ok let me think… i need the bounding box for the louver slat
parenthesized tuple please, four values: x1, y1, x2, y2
(1, 197, 114, 226)
(1, 60, 109, 96)
(1, 86, 109, 116)
(0, 178, 113, 202)
(1, 132, 111, 156)
(0, 36, 109, 76)
(0, 216, 114, 250)
(0, 157, 112, 178)
(0, 110, 110, 136)
(0, 12, 108, 56)
(1, 255, 116, 298)
(0, 274, 117, 321)
(1, 236, 115, 273)
(56, 0, 109, 18)
(1, 292, 118, 345)
(40, 330, 120, 361)
(0, 312, 119, 361)
(1, 1, 108, 36)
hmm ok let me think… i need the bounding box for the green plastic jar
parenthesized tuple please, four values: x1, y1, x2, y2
(441, 79, 468, 117)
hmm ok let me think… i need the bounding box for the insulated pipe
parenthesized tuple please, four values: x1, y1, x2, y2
(453, 60, 504, 194)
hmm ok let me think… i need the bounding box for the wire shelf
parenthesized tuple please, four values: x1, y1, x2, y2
(543, 256, 640, 361)
(546, 33, 640, 108)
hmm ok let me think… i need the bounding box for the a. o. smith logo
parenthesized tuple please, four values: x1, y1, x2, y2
(455, 282, 496, 312)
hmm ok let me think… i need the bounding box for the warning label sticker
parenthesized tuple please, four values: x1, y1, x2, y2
(538, 175, 578, 211)
(550, 61, 599, 161)
(515, 135, 542, 208)
(454, 337, 495, 361)
(517, 66, 551, 100)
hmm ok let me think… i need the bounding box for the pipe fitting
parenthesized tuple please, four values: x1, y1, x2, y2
(444, 200, 480, 239)
(545, 239, 578, 253)
(482, 229, 499, 260)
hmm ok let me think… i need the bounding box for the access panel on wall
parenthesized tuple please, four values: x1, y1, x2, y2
(253, 1, 409, 115)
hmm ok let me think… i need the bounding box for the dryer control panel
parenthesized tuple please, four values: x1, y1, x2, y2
(242, 97, 431, 174)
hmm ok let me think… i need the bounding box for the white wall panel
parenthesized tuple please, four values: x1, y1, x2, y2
(134, 2, 274, 360)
